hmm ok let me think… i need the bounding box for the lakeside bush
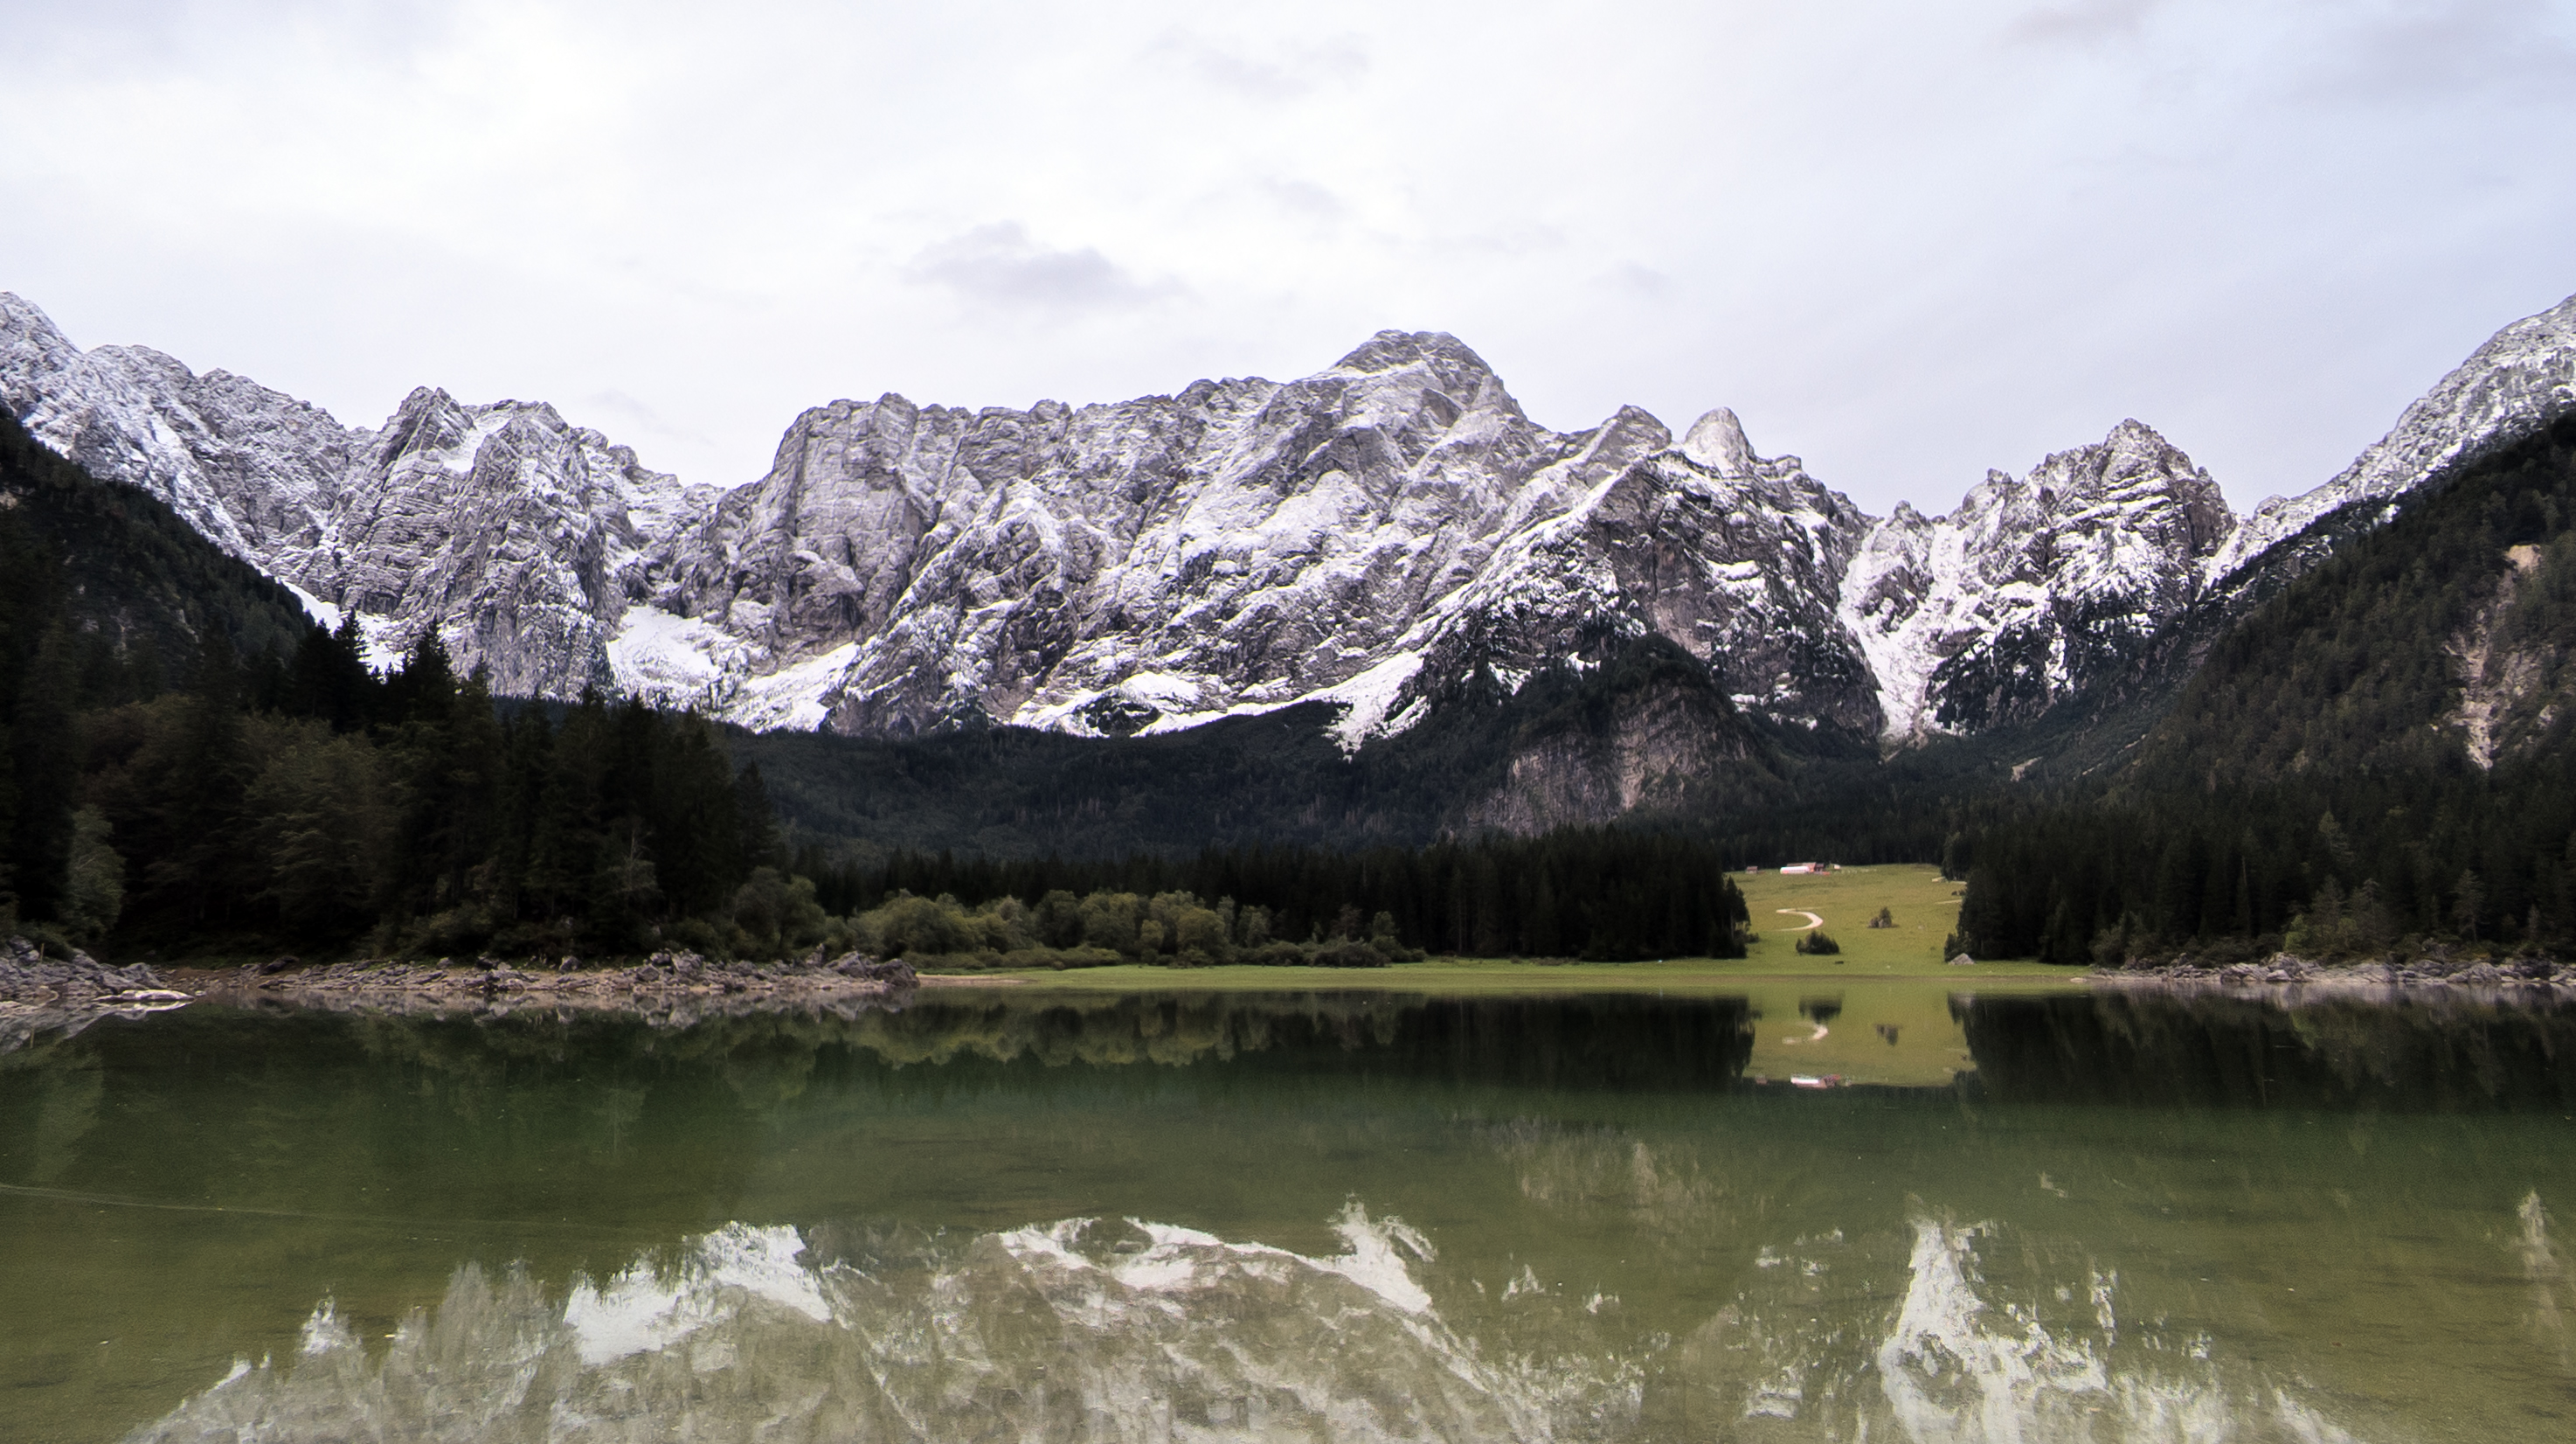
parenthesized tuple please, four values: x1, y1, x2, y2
(849, 889, 1412, 968)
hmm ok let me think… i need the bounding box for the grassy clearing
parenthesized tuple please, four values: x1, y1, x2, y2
(1733, 863, 1993, 975)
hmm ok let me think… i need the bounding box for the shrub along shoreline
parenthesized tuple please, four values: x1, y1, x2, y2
(851, 887, 1422, 970)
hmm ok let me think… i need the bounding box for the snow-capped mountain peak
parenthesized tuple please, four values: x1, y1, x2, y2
(1839, 418, 2232, 745)
(1679, 406, 1757, 474)
(2207, 291, 2576, 585)
(6, 289, 2573, 769)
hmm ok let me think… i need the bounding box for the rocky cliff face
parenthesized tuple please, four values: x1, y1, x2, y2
(2445, 540, 2568, 770)
(324, 385, 715, 696)
(0, 292, 351, 587)
(1453, 637, 1771, 834)
(639, 332, 1652, 736)
(1385, 406, 1880, 742)
(5, 289, 2570, 774)
(1840, 419, 2235, 746)
(0, 295, 715, 687)
(633, 335, 1884, 746)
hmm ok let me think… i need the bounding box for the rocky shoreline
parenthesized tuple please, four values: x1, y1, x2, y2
(2, 936, 195, 1052)
(1, 935, 189, 1003)
(1, 938, 920, 1051)
(2093, 950, 2576, 996)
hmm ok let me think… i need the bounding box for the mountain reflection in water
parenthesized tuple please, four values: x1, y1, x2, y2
(4, 985, 2574, 1442)
(128, 1205, 2388, 1444)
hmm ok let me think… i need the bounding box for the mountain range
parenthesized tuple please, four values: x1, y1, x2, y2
(4, 288, 2573, 816)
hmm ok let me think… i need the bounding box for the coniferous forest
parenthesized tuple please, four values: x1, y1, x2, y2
(4, 587, 1760, 965)
(0, 410, 790, 960)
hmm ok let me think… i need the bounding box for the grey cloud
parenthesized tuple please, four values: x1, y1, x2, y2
(8, 1, 2569, 524)
(2011, 0, 2166, 43)
(578, 389, 714, 449)
(1260, 178, 1347, 222)
(1150, 30, 1368, 101)
(3, 0, 451, 66)
(1609, 263, 1672, 298)
(906, 224, 1178, 312)
(2300, 0, 2576, 102)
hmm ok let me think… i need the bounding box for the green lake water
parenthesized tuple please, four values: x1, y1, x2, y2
(4, 983, 2574, 1441)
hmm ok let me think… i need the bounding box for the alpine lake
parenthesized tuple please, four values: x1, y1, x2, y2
(6, 960, 2576, 1442)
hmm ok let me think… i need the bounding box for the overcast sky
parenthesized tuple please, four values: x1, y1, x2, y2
(5, 0, 2573, 516)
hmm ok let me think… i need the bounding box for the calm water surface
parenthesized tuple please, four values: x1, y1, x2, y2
(3, 983, 2573, 1442)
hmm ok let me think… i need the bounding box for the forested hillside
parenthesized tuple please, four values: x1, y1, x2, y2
(3, 407, 314, 932)
(0, 420, 1753, 963)
(0, 414, 805, 959)
(0, 409, 310, 675)
(1951, 415, 2576, 963)
(5, 618, 808, 959)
